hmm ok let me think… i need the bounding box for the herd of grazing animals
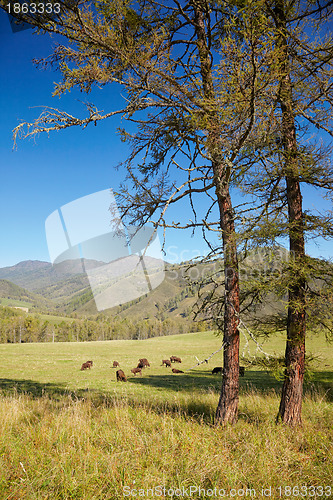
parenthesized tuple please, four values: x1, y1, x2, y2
(80, 356, 246, 381)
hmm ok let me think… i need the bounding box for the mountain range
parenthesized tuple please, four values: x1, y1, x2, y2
(0, 258, 198, 319)
(0, 249, 313, 322)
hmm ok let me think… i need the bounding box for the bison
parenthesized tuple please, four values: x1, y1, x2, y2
(170, 356, 182, 363)
(212, 366, 245, 376)
(131, 367, 142, 376)
(212, 366, 222, 374)
(138, 358, 150, 368)
(80, 360, 93, 371)
(112, 361, 120, 368)
(116, 369, 127, 382)
(162, 359, 172, 367)
(172, 368, 184, 374)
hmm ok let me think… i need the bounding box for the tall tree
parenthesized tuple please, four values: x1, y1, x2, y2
(273, 0, 307, 425)
(264, 0, 333, 425)
(238, 0, 333, 425)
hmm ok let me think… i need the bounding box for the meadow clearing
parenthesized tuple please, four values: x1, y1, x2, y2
(0, 331, 331, 499)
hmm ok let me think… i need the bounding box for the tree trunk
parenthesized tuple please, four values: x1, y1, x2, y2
(215, 181, 240, 425)
(274, 0, 306, 425)
(192, 1, 240, 424)
(277, 172, 306, 425)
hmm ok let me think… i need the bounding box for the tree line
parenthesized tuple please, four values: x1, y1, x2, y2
(0, 306, 207, 344)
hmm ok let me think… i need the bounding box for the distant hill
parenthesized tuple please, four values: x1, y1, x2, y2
(0, 260, 95, 313)
(0, 259, 203, 318)
(0, 251, 303, 321)
(0, 259, 96, 291)
(0, 279, 54, 311)
(62, 262, 199, 318)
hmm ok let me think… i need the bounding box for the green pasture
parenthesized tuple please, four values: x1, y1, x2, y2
(0, 298, 32, 308)
(0, 330, 331, 409)
(32, 313, 75, 325)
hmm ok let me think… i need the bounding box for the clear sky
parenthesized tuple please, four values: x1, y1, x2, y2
(0, 9, 332, 269)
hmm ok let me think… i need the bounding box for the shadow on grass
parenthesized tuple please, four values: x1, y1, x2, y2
(0, 376, 217, 424)
(130, 371, 221, 392)
(130, 369, 333, 402)
(0, 378, 96, 400)
(0, 370, 331, 426)
(303, 371, 333, 402)
(129, 370, 284, 394)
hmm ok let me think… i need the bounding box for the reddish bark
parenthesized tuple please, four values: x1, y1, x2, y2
(193, 3, 240, 424)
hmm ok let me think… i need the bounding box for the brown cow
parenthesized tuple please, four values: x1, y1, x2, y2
(138, 358, 150, 368)
(112, 361, 120, 368)
(80, 360, 93, 371)
(172, 368, 184, 374)
(162, 359, 172, 367)
(170, 356, 182, 363)
(116, 369, 127, 382)
(131, 367, 142, 376)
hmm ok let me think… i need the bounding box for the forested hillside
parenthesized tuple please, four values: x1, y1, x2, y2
(0, 253, 330, 344)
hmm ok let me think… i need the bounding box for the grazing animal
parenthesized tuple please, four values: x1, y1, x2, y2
(116, 369, 127, 382)
(112, 361, 120, 368)
(212, 366, 222, 374)
(170, 356, 182, 363)
(138, 358, 150, 367)
(131, 367, 142, 376)
(172, 368, 184, 374)
(137, 362, 145, 369)
(212, 366, 245, 376)
(162, 359, 172, 367)
(80, 360, 93, 371)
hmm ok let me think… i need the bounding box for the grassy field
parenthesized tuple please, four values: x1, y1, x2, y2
(0, 331, 331, 499)
(0, 298, 32, 309)
(32, 313, 76, 325)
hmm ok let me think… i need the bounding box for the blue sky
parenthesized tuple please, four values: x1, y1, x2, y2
(0, 9, 217, 268)
(0, 9, 332, 269)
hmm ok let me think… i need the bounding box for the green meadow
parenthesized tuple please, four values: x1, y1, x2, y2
(0, 331, 331, 499)
(0, 298, 32, 308)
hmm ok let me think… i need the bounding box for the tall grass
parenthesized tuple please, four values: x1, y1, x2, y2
(0, 388, 331, 499)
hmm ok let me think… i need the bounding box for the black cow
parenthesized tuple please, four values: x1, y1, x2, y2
(212, 366, 245, 376)
(212, 366, 222, 375)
